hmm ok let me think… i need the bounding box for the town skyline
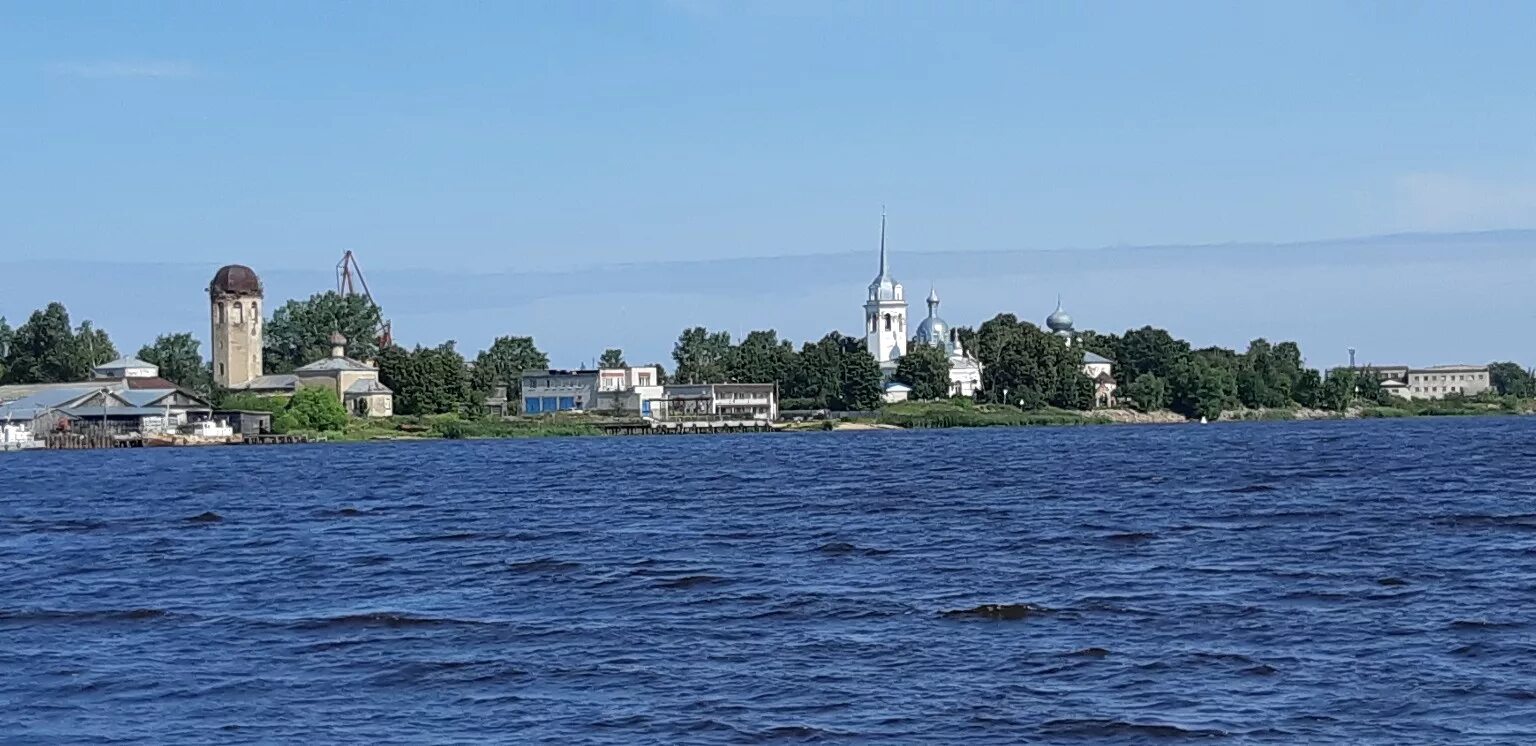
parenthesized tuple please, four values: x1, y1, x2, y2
(1, 225, 1532, 372)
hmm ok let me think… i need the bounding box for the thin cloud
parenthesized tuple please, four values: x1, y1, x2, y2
(48, 60, 203, 80)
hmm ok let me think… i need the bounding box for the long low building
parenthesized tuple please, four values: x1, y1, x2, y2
(0, 360, 213, 434)
(651, 383, 778, 422)
(518, 368, 777, 420)
(1353, 364, 1492, 400)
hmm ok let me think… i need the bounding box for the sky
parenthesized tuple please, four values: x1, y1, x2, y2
(2, 1, 1535, 368)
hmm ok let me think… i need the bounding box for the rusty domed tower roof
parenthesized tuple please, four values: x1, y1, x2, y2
(209, 265, 263, 298)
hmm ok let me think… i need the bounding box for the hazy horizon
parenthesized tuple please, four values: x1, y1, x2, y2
(2, 227, 1532, 371)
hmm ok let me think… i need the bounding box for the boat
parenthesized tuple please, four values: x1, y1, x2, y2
(1, 421, 43, 452)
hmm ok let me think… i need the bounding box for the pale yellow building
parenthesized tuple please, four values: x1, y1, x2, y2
(233, 333, 393, 417)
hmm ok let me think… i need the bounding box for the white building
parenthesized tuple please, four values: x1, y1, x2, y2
(1387, 364, 1491, 400)
(652, 383, 778, 421)
(860, 214, 984, 401)
(92, 356, 160, 379)
(521, 365, 664, 416)
(911, 288, 984, 397)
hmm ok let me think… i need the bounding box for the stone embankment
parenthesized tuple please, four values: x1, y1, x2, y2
(1094, 409, 1186, 424)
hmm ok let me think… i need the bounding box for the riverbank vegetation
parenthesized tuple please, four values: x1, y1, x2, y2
(877, 399, 1107, 428)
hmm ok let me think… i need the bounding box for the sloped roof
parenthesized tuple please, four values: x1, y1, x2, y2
(1082, 351, 1113, 365)
(125, 377, 181, 390)
(295, 357, 376, 373)
(94, 356, 156, 370)
(234, 374, 300, 392)
(0, 386, 105, 420)
(59, 406, 210, 418)
(345, 378, 392, 395)
(117, 389, 177, 407)
(0, 381, 117, 402)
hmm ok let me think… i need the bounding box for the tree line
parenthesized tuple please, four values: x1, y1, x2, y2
(6, 296, 1536, 422)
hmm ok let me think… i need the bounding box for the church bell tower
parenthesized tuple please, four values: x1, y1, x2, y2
(864, 211, 907, 367)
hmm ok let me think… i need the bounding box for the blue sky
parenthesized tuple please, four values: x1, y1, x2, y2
(2, 1, 1535, 368)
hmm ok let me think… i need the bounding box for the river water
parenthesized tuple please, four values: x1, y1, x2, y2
(3, 418, 1535, 744)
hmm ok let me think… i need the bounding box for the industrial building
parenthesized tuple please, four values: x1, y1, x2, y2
(0, 360, 214, 435)
(1353, 364, 1492, 400)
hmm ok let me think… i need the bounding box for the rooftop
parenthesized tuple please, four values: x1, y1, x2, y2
(94, 356, 156, 370)
(295, 357, 376, 374)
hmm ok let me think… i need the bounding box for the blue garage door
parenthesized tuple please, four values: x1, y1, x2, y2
(558, 397, 575, 411)
(524, 398, 541, 414)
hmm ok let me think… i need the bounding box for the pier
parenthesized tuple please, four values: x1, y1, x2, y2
(600, 420, 775, 436)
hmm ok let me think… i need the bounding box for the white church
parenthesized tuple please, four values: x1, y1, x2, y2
(862, 215, 985, 401)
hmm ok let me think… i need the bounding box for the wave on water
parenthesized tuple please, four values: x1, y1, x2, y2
(653, 574, 730, 590)
(287, 612, 492, 630)
(0, 608, 176, 625)
(813, 541, 893, 556)
(1037, 718, 1229, 739)
(184, 511, 223, 524)
(505, 558, 583, 573)
(940, 603, 1051, 621)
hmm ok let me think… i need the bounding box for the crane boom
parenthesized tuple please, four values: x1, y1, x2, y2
(336, 250, 393, 348)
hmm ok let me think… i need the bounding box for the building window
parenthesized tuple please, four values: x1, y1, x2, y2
(219, 363, 226, 377)
(218, 303, 227, 324)
(883, 314, 892, 332)
(233, 302, 244, 324)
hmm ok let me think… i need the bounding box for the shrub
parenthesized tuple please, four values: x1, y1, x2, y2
(286, 387, 348, 432)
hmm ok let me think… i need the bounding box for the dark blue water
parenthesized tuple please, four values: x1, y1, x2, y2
(4, 418, 1536, 744)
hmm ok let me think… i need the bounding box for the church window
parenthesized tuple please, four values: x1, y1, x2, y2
(884, 314, 892, 332)
(218, 303, 227, 324)
(233, 302, 244, 324)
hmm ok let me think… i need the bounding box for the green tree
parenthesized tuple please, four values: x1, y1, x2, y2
(1125, 372, 1169, 412)
(470, 336, 548, 402)
(3, 303, 88, 384)
(672, 326, 733, 384)
(1319, 368, 1358, 411)
(264, 292, 383, 373)
(138, 333, 212, 394)
(1292, 369, 1324, 408)
(70, 320, 118, 378)
(971, 314, 1083, 408)
(599, 348, 626, 368)
(285, 386, 349, 432)
(726, 329, 796, 386)
(1113, 326, 1192, 385)
(1490, 362, 1535, 397)
(380, 341, 474, 415)
(895, 343, 951, 400)
(1169, 356, 1236, 420)
(0, 317, 12, 381)
(838, 342, 884, 410)
(787, 334, 843, 406)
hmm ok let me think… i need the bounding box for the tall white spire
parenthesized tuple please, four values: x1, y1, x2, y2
(878, 206, 888, 278)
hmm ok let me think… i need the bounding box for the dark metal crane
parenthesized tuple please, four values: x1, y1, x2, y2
(336, 250, 393, 348)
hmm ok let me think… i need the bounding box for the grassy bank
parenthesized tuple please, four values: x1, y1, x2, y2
(877, 400, 1109, 429)
(1359, 396, 1528, 419)
(284, 413, 606, 442)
